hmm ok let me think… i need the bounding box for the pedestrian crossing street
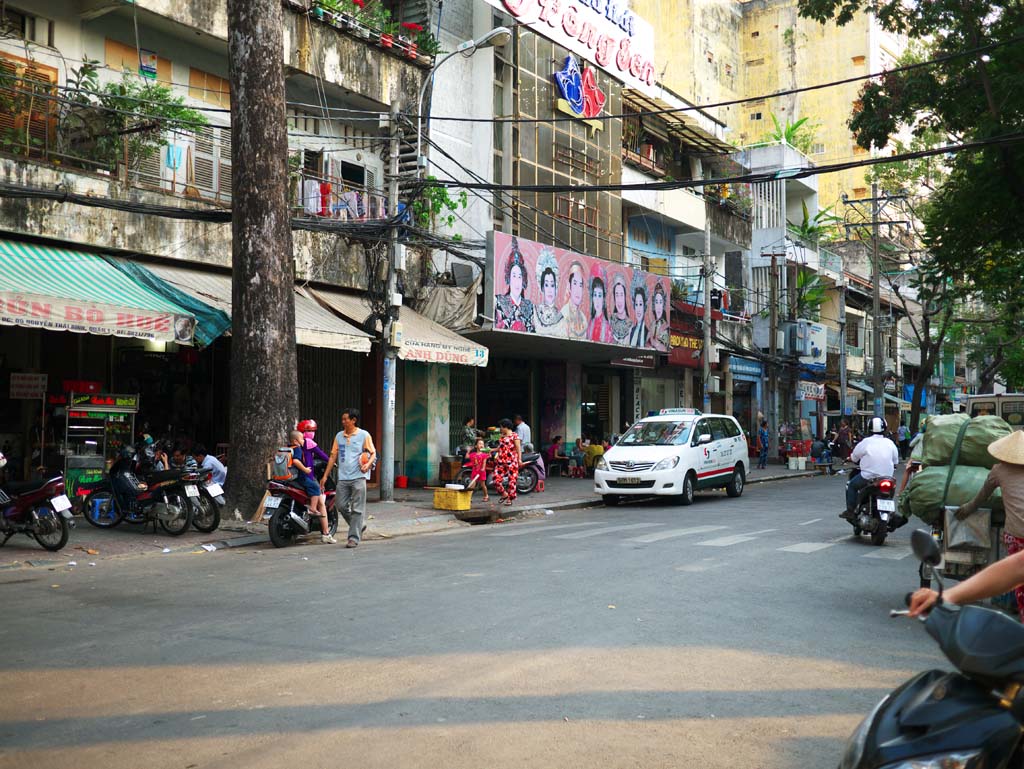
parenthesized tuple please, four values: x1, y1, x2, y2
(487, 518, 913, 559)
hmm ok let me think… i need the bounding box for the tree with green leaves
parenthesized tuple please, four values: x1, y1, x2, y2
(797, 0, 1024, 299)
(761, 113, 821, 155)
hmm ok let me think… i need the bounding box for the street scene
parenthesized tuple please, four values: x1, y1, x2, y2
(1, 0, 1022, 763)
(0, 473, 954, 769)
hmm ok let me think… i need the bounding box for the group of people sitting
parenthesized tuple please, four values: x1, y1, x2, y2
(544, 435, 613, 478)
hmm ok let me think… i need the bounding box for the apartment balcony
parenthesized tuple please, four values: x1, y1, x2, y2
(620, 166, 706, 232)
(734, 141, 818, 196)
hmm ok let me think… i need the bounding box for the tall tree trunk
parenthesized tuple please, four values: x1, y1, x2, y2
(225, 0, 297, 518)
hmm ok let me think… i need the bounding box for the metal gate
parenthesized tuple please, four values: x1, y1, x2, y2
(448, 365, 477, 451)
(297, 347, 364, 444)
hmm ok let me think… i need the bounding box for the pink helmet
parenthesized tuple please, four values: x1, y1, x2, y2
(297, 419, 318, 432)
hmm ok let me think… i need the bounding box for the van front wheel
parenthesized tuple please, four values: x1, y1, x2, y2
(679, 472, 695, 506)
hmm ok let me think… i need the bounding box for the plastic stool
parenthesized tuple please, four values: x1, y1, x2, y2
(537, 479, 545, 492)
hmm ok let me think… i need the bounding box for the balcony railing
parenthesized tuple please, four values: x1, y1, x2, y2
(846, 345, 865, 358)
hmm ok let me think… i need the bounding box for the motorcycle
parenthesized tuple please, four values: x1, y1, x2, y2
(186, 470, 224, 533)
(82, 450, 194, 535)
(840, 528, 1024, 769)
(263, 477, 338, 548)
(456, 451, 541, 495)
(845, 463, 904, 546)
(0, 462, 73, 552)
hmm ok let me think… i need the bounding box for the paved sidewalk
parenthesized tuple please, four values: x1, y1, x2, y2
(1, 462, 819, 569)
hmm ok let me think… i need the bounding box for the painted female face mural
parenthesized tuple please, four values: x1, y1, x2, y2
(542, 270, 557, 306)
(509, 263, 524, 301)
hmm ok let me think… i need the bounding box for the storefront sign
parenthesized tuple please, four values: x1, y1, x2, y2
(554, 55, 606, 123)
(0, 294, 194, 343)
(633, 372, 642, 422)
(799, 321, 827, 372)
(728, 356, 762, 378)
(486, 232, 671, 352)
(611, 352, 655, 368)
(668, 333, 702, 368)
(139, 49, 158, 79)
(400, 341, 489, 367)
(483, 0, 657, 94)
(70, 393, 140, 412)
(10, 372, 47, 399)
(797, 381, 826, 401)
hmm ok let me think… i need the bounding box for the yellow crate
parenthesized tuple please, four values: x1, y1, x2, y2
(433, 488, 472, 511)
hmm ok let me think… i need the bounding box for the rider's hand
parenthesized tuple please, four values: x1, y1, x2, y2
(955, 503, 976, 521)
(908, 588, 940, 617)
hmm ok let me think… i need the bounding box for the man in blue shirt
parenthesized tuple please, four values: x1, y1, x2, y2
(757, 420, 770, 470)
(321, 408, 377, 548)
(191, 444, 227, 486)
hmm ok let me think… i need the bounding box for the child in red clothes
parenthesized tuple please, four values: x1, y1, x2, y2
(465, 438, 490, 502)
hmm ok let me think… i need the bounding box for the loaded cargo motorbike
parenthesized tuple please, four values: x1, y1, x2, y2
(840, 528, 1024, 769)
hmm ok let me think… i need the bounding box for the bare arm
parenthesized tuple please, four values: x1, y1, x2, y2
(515, 438, 522, 464)
(320, 439, 338, 486)
(910, 549, 1024, 616)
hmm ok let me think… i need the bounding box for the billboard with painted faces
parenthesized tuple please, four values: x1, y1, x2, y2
(486, 232, 671, 351)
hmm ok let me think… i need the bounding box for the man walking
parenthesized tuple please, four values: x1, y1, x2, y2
(513, 414, 532, 451)
(321, 408, 376, 549)
(896, 421, 911, 460)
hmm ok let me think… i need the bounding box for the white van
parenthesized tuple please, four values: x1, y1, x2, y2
(966, 393, 1024, 430)
(593, 409, 749, 506)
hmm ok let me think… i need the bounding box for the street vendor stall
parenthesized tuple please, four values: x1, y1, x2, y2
(63, 393, 138, 497)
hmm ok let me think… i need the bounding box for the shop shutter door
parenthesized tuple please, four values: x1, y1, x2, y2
(193, 125, 217, 198)
(598, 384, 610, 422)
(217, 128, 232, 201)
(448, 365, 477, 451)
(297, 347, 363, 448)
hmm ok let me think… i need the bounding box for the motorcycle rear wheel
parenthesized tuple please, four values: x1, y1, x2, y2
(158, 494, 192, 535)
(34, 510, 70, 551)
(517, 466, 539, 494)
(83, 491, 124, 528)
(190, 495, 221, 533)
(268, 507, 295, 548)
(870, 524, 888, 546)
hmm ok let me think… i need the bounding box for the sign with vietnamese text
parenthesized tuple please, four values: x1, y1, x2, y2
(797, 381, 826, 401)
(482, 0, 657, 94)
(70, 393, 140, 413)
(0, 294, 194, 344)
(486, 232, 670, 352)
(668, 333, 702, 368)
(399, 340, 489, 367)
(611, 352, 656, 368)
(10, 373, 47, 399)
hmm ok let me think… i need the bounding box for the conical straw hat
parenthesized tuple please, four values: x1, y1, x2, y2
(988, 430, 1024, 465)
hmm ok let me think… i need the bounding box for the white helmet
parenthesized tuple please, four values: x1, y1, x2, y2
(869, 417, 886, 434)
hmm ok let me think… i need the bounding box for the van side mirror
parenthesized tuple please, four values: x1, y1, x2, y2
(697, 433, 712, 445)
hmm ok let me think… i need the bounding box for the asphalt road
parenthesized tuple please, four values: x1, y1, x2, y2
(0, 472, 948, 769)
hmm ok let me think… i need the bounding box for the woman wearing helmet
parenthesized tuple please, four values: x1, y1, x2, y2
(296, 419, 329, 471)
(841, 416, 899, 520)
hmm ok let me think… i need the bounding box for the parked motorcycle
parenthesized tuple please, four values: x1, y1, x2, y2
(456, 451, 541, 495)
(845, 463, 904, 545)
(0, 458, 73, 552)
(263, 477, 338, 548)
(186, 471, 224, 533)
(841, 528, 1024, 768)
(82, 450, 194, 535)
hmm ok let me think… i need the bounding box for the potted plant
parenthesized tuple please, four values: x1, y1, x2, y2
(400, 22, 422, 58)
(415, 27, 441, 57)
(380, 19, 397, 47)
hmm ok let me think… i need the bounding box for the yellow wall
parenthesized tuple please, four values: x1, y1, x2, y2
(630, 0, 905, 214)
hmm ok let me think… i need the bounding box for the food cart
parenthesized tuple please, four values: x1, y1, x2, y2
(63, 393, 138, 497)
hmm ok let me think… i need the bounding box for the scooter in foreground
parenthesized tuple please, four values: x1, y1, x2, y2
(839, 528, 1024, 769)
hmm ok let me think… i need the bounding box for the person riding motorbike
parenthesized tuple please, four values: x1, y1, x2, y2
(840, 416, 899, 521)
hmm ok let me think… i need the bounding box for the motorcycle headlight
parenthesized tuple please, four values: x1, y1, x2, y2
(838, 696, 888, 769)
(653, 456, 681, 471)
(880, 752, 980, 769)
(595, 456, 609, 471)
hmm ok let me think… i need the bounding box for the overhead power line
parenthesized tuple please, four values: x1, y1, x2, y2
(424, 132, 1024, 194)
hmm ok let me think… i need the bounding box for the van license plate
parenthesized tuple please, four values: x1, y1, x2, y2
(617, 477, 642, 485)
(877, 499, 896, 512)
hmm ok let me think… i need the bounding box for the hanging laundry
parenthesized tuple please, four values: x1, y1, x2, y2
(302, 179, 320, 215)
(319, 182, 332, 217)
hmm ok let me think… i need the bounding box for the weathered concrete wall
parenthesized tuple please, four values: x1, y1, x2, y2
(133, 0, 424, 107)
(0, 158, 395, 291)
(707, 202, 752, 249)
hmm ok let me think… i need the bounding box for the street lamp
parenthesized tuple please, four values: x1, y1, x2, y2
(415, 26, 512, 176)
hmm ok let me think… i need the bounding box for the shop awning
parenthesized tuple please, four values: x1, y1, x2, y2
(143, 263, 372, 353)
(310, 288, 489, 367)
(622, 90, 735, 156)
(884, 393, 912, 411)
(848, 380, 875, 394)
(0, 239, 196, 343)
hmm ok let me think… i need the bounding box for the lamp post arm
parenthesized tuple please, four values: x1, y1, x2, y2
(416, 48, 464, 176)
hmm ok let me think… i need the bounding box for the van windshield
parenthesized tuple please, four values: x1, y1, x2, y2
(619, 421, 692, 446)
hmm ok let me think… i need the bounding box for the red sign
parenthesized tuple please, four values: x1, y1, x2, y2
(668, 333, 703, 368)
(63, 380, 102, 394)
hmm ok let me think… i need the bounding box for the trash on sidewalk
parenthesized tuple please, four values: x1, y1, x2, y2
(200, 544, 217, 552)
(544, 509, 554, 515)
(161, 547, 171, 553)
(67, 561, 77, 567)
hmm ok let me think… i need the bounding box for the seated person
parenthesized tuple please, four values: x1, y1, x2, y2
(584, 441, 605, 471)
(544, 436, 569, 476)
(154, 444, 198, 473)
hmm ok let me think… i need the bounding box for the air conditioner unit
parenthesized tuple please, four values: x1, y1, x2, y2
(786, 321, 812, 356)
(707, 376, 721, 394)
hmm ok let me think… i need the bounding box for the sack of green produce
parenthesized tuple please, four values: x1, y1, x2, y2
(899, 464, 1004, 527)
(921, 414, 1012, 469)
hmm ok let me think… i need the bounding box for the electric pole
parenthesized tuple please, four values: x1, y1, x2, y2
(380, 99, 401, 502)
(839, 281, 848, 422)
(226, 0, 297, 516)
(769, 251, 780, 458)
(870, 182, 883, 419)
(702, 217, 712, 414)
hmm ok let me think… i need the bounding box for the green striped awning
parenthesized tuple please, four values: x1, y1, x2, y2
(0, 239, 195, 343)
